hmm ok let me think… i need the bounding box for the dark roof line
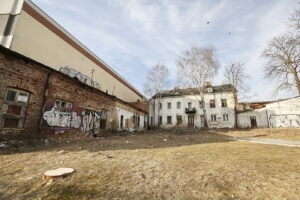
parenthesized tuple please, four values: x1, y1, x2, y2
(152, 84, 236, 98)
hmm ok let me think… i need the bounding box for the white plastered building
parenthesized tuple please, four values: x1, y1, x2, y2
(149, 84, 237, 128)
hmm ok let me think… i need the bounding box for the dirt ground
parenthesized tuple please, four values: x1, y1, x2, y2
(220, 127, 300, 141)
(0, 128, 299, 200)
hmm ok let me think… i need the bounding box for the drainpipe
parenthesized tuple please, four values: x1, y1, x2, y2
(38, 70, 52, 134)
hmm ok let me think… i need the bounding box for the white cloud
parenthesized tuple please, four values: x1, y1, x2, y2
(32, 0, 300, 100)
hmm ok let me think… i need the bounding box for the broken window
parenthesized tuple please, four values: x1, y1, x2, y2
(159, 103, 162, 110)
(223, 114, 229, 121)
(188, 102, 192, 109)
(1, 88, 29, 129)
(159, 116, 162, 125)
(210, 100, 216, 108)
(55, 99, 73, 111)
(167, 116, 172, 124)
(221, 99, 227, 107)
(177, 102, 181, 109)
(200, 115, 205, 124)
(211, 114, 217, 122)
(168, 102, 171, 109)
(176, 116, 182, 125)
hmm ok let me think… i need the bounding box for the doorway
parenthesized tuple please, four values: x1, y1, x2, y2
(188, 115, 194, 127)
(120, 115, 124, 129)
(250, 116, 257, 128)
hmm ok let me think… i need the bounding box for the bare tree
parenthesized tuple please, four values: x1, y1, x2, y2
(224, 62, 250, 99)
(289, 9, 300, 32)
(143, 64, 169, 99)
(177, 46, 220, 126)
(262, 34, 300, 95)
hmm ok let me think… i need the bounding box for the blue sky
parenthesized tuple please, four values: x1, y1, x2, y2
(32, 0, 299, 101)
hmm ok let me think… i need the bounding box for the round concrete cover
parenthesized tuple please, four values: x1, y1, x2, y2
(44, 168, 75, 177)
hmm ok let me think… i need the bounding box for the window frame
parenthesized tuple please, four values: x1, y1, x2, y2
(223, 114, 229, 121)
(176, 115, 182, 125)
(210, 99, 216, 108)
(221, 99, 228, 108)
(167, 116, 172, 124)
(167, 102, 171, 109)
(177, 102, 181, 109)
(211, 114, 217, 122)
(1, 88, 30, 129)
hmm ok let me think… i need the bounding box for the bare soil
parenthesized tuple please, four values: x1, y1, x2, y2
(0, 128, 299, 200)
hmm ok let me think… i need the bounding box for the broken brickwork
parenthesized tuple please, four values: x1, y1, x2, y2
(0, 46, 147, 140)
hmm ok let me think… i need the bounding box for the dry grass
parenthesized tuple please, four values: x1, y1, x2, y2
(221, 128, 300, 141)
(0, 128, 299, 200)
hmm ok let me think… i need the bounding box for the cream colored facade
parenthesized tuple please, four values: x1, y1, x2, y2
(0, 0, 143, 102)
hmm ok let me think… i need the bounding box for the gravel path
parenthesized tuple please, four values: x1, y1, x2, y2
(236, 138, 300, 147)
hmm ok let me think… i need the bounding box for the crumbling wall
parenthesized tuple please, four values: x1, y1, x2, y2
(0, 48, 49, 139)
(41, 72, 118, 135)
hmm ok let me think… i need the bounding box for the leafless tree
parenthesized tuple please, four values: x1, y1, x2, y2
(177, 46, 220, 126)
(262, 34, 300, 95)
(143, 64, 169, 99)
(289, 9, 300, 32)
(224, 62, 250, 98)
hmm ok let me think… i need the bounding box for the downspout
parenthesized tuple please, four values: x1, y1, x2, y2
(38, 70, 52, 135)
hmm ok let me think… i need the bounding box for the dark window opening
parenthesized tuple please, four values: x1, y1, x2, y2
(5, 90, 17, 101)
(223, 114, 229, 121)
(177, 116, 182, 125)
(120, 115, 124, 128)
(168, 102, 171, 109)
(221, 99, 227, 107)
(210, 100, 216, 108)
(211, 114, 217, 122)
(167, 116, 172, 124)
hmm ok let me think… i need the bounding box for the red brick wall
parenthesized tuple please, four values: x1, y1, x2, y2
(41, 71, 118, 135)
(0, 49, 49, 139)
(0, 48, 120, 139)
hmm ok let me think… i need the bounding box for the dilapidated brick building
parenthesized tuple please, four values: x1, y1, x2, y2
(0, 46, 148, 140)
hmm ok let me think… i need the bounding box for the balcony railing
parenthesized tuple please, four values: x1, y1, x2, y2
(185, 107, 196, 114)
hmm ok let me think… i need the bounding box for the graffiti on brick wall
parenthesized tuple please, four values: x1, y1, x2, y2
(43, 105, 106, 134)
(269, 114, 300, 128)
(81, 110, 101, 133)
(43, 107, 81, 128)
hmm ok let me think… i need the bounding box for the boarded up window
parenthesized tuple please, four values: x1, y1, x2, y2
(0, 88, 29, 129)
(3, 118, 19, 128)
(7, 105, 22, 115)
